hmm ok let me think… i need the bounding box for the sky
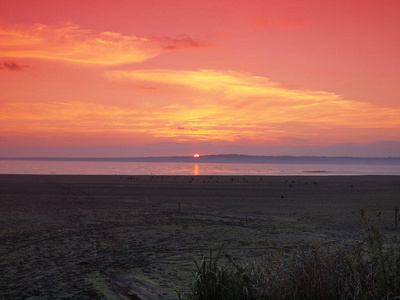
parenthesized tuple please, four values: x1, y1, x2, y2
(1, 0, 400, 157)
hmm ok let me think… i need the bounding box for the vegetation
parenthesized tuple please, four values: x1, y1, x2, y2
(179, 211, 400, 299)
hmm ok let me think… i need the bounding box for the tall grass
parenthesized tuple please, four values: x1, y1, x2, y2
(188, 247, 249, 300)
(179, 211, 400, 299)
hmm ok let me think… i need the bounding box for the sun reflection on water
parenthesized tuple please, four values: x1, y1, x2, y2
(194, 164, 199, 175)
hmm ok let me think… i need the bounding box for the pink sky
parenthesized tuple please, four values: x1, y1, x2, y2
(1, 0, 399, 157)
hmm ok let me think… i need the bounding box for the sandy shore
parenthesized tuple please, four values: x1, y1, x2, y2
(1, 174, 400, 299)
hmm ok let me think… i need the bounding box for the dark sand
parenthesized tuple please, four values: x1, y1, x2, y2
(1, 174, 400, 299)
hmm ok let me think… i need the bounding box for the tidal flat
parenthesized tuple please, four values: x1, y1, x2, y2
(1, 174, 400, 299)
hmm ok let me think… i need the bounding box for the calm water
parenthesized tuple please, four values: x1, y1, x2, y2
(0, 160, 399, 175)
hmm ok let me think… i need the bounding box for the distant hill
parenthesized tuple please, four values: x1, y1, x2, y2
(1, 155, 400, 165)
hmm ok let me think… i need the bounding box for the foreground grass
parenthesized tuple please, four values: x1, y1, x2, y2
(179, 211, 400, 300)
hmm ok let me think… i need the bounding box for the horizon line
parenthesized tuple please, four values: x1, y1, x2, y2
(1, 154, 400, 161)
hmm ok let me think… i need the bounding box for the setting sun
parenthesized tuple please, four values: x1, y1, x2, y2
(193, 154, 200, 158)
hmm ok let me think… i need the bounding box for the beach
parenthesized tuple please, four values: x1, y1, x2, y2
(1, 174, 400, 299)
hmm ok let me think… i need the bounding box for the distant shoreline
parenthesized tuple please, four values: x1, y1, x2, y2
(1, 154, 400, 165)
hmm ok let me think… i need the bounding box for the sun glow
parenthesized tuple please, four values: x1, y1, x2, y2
(193, 154, 200, 158)
(1, 1, 399, 157)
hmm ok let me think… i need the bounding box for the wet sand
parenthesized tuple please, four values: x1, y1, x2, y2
(1, 174, 400, 299)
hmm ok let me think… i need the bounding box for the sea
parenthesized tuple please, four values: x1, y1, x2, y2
(1, 159, 399, 176)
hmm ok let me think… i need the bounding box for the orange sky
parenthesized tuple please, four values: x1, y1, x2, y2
(1, 0, 399, 157)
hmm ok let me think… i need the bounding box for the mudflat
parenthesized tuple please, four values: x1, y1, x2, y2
(1, 174, 400, 299)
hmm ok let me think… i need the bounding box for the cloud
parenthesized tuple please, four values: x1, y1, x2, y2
(152, 35, 211, 50)
(0, 24, 159, 65)
(0, 61, 31, 71)
(106, 69, 400, 143)
(0, 101, 159, 133)
(0, 23, 207, 65)
(1, 70, 399, 148)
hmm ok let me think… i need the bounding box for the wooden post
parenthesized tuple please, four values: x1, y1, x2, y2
(178, 202, 181, 214)
(395, 206, 399, 229)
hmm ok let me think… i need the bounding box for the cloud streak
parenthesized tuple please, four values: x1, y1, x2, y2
(107, 69, 400, 129)
(153, 35, 211, 50)
(0, 61, 31, 71)
(2, 68, 398, 148)
(0, 101, 157, 133)
(0, 23, 207, 65)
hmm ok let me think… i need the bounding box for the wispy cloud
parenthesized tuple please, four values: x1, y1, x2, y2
(2, 69, 399, 146)
(0, 61, 31, 71)
(0, 23, 207, 65)
(107, 69, 400, 126)
(106, 69, 400, 143)
(152, 35, 211, 50)
(0, 101, 158, 133)
(0, 100, 282, 144)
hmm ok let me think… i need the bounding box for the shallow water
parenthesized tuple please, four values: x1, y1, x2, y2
(0, 159, 399, 175)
